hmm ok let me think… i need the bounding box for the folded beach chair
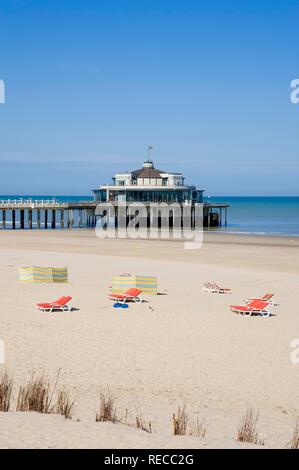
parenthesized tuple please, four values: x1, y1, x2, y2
(203, 282, 231, 294)
(244, 293, 278, 306)
(230, 299, 271, 317)
(108, 288, 143, 303)
(203, 282, 215, 292)
(213, 283, 231, 294)
(36, 295, 72, 312)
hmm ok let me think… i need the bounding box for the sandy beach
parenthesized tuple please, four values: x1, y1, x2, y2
(0, 229, 299, 448)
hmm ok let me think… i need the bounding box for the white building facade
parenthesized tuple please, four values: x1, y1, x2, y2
(93, 160, 204, 204)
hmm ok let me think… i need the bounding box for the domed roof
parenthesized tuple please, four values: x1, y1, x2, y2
(131, 160, 166, 179)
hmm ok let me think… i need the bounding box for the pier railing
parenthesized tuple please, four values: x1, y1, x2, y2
(0, 199, 68, 208)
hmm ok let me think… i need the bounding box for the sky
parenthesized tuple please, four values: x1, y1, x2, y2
(0, 0, 298, 196)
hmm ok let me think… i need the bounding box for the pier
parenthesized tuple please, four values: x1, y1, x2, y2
(0, 199, 228, 230)
(0, 199, 97, 230)
(203, 202, 228, 228)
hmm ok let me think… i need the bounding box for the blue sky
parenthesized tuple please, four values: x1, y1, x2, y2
(0, 0, 298, 196)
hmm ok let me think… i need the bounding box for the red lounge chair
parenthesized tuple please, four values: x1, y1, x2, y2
(108, 288, 143, 303)
(203, 282, 231, 294)
(36, 295, 72, 312)
(230, 299, 271, 317)
(244, 293, 278, 306)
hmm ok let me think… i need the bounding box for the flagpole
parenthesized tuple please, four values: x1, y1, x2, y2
(147, 145, 153, 162)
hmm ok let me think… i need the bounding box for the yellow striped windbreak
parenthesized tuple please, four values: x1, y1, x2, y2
(111, 275, 157, 294)
(19, 267, 68, 283)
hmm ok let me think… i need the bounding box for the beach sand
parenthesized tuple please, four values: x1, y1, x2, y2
(0, 229, 298, 448)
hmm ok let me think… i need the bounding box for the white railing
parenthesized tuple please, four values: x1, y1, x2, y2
(0, 198, 68, 208)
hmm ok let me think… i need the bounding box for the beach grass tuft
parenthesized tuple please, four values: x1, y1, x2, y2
(173, 405, 188, 436)
(96, 386, 118, 423)
(288, 420, 299, 449)
(189, 414, 206, 439)
(0, 371, 13, 412)
(55, 389, 75, 419)
(16, 372, 52, 413)
(173, 405, 206, 438)
(237, 408, 264, 445)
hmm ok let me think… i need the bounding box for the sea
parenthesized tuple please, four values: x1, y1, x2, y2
(0, 195, 299, 237)
(206, 196, 299, 237)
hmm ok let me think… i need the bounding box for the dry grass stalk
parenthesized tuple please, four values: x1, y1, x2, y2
(237, 408, 264, 445)
(189, 415, 206, 439)
(135, 406, 152, 433)
(96, 387, 118, 423)
(0, 371, 13, 412)
(123, 408, 129, 426)
(55, 389, 75, 419)
(114, 405, 152, 433)
(16, 373, 52, 413)
(173, 405, 188, 436)
(288, 420, 299, 449)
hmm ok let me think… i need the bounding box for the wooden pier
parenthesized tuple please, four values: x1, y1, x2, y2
(0, 199, 229, 230)
(0, 199, 97, 230)
(203, 202, 229, 228)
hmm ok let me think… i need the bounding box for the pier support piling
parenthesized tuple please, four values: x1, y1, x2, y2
(36, 210, 41, 229)
(12, 210, 16, 229)
(44, 210, 48, 229)
(20, 210, 25, 229)
(67, 210, 73, 229)
(60, 210, 64, 229)
(28, 209, 33, 229)
(51, 209, 56, 229)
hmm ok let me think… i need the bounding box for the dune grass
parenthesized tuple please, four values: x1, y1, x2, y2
(0, 371, 13, 412)
(15, 369, 75, 419)
(288, 420, 299, 449)
(237, 408, 264, 445)
(96, 387, 118, 423)
(173, 405, 188, 436)
(55, 389, 75, 419)
(189, 414, 206, 439)
(16, 373, 52, 413)
(135, 405, 152, 433)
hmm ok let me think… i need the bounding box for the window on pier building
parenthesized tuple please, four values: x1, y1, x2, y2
(194, 191, 203, 203)
(123, 190, 199, 204)
(95, 189, 108, 202)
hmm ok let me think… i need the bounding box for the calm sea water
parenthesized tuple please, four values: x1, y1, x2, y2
(0, 195, 299, 237)
(206, 197, 299, 237)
